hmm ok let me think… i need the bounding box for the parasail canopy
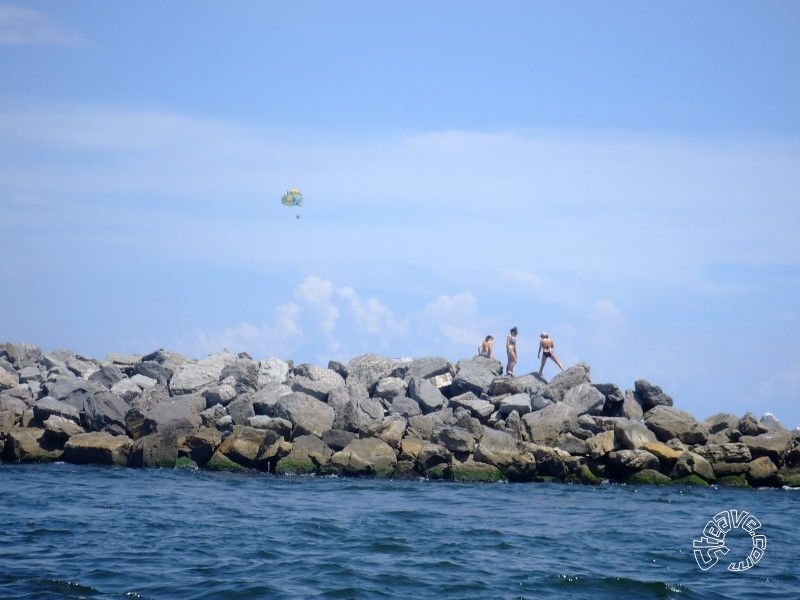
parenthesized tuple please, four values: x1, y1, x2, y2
(281, 188, 304, 207)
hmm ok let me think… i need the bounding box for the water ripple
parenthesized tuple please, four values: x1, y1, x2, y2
(1, 463, 799, 599)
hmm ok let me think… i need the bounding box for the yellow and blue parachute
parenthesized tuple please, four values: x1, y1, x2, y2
(281, 188, 303, 207)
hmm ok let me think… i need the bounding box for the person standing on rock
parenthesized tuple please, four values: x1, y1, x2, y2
(506, 327, 518, 376)
(478, 335, 494, 359)
(537, 331, 563, 376)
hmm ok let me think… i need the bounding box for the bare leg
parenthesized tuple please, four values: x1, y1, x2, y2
(550, 353, 564, 371)
(507, 352, 516, 376)
(538, 355, 546, 375)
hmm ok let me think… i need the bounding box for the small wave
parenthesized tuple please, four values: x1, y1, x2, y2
(548, 573, 703, 599)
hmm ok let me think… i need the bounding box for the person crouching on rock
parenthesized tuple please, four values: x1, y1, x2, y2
(506, 327, 518, 376)
(478, 335, 494, 359)
(538, 331, 563, 376)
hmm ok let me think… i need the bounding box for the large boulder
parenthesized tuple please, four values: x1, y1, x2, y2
(562, 383, 605, 415)
(373, 377, 408, 400)
(634, 380, 673, 411)
(703, 413, 739, 436)
(737, 412, 768, 436)
(345, 354, 400, 393)
(407, 377, 448, 413)
(251, 382, 292, 415)
(405, 408, 454, 440)
(81, 391, 130, 435)
(290, 376, 335, 402)
(542, 363, 591, 403)
(585, 430, 619, 458)
(434, 426, 476, 455)
(644, 405, 708, 445)
(450, 359, 496, 397)
(0, 369, 19, 391)
(747, 456, 781, 487)
(614, 419, 657, 450)
(273, 392, 335, 438)
(449, 391, 494, 419)
(1, 343, 42, 368)
(739, 432, 794, 462)
(330, 438, 398, 476)
(620, 390, 644, 420)
(218, 425, 282, 470)
(133, 361, 173, 387)
(32, 397, 81, 425)
(322, 429, 359, 451)
(183, 427, 223, 466)
(402, 357, 453, 381)
(219, 358, 259, 394)
(388, 396, 422, 418)
(128, 429, 183, 468)
(522, 402, 578, 445)
(2, 427, 62, 462)
(169, 351, 235, 395)
(44, 378, 106, 412)
(474, 427, 536, 480)
(226, 394, 256, 426)
(606, 449, 660, 476)
(63, 432, 132, 466)
(257, 358, 291, 387)
(275, 434, 333, 474)
(694, 443, 752, 476)
(595, 383, 625, 416)
(142, 394, 205, 436)
(672, 451, 715, 481)
(294, 364, 346, 388)
(489, 376, 525, 397)
(361, 414, 407, 449)
(498, 393, 532, 417)
(88, 364, 126, 390)
(111, 379, 145, 403)
(43, 415, 85, 445)
(328, 383, 385, 432)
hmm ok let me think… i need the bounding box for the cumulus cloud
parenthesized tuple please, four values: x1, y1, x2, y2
(0, 5, 88, 46)
(176, 278, 492, 363)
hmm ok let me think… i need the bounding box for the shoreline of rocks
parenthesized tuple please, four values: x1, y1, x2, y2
(1, 342, 798, 488)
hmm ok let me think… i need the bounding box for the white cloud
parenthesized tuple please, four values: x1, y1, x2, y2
(179, 302, 303, 360)
(176, 278, 490, 363)
(0, 5, 87, 46)
(589, 299, 627, 329)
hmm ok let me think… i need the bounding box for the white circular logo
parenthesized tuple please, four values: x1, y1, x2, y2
(693, 510, 766, 571)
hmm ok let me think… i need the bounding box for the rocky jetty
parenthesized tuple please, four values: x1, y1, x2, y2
(2, 342, 798, 487)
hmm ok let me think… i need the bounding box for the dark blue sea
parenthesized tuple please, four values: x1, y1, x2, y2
(1, 464, 797, 599)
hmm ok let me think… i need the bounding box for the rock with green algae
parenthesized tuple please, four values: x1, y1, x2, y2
(451, 461, 505, 483)
(670, 474, 709, 486)
(424, 463, 451, 480)
(627, 469, 672, 485)
(275, 454, 318, 475)
(717, 474, 750, 488)
(577, 464, 602, 485)
(174, 456, 198, 469)
(782, 473, 800, 488)
(205, 450, 247, 472)
(390, 460, 418, 480)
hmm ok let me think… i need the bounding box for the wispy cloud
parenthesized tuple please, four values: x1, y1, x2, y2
(0, 5, 88, 46)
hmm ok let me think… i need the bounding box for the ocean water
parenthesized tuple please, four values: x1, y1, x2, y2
(0, 464, 798, 599)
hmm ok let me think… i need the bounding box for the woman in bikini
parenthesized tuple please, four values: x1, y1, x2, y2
(478, 335, 494, 359)
(538, 331, 564, 376)
(506, 327, 518, 376)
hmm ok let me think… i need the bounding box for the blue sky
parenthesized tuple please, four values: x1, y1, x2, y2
(1, 2, 799, 427)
